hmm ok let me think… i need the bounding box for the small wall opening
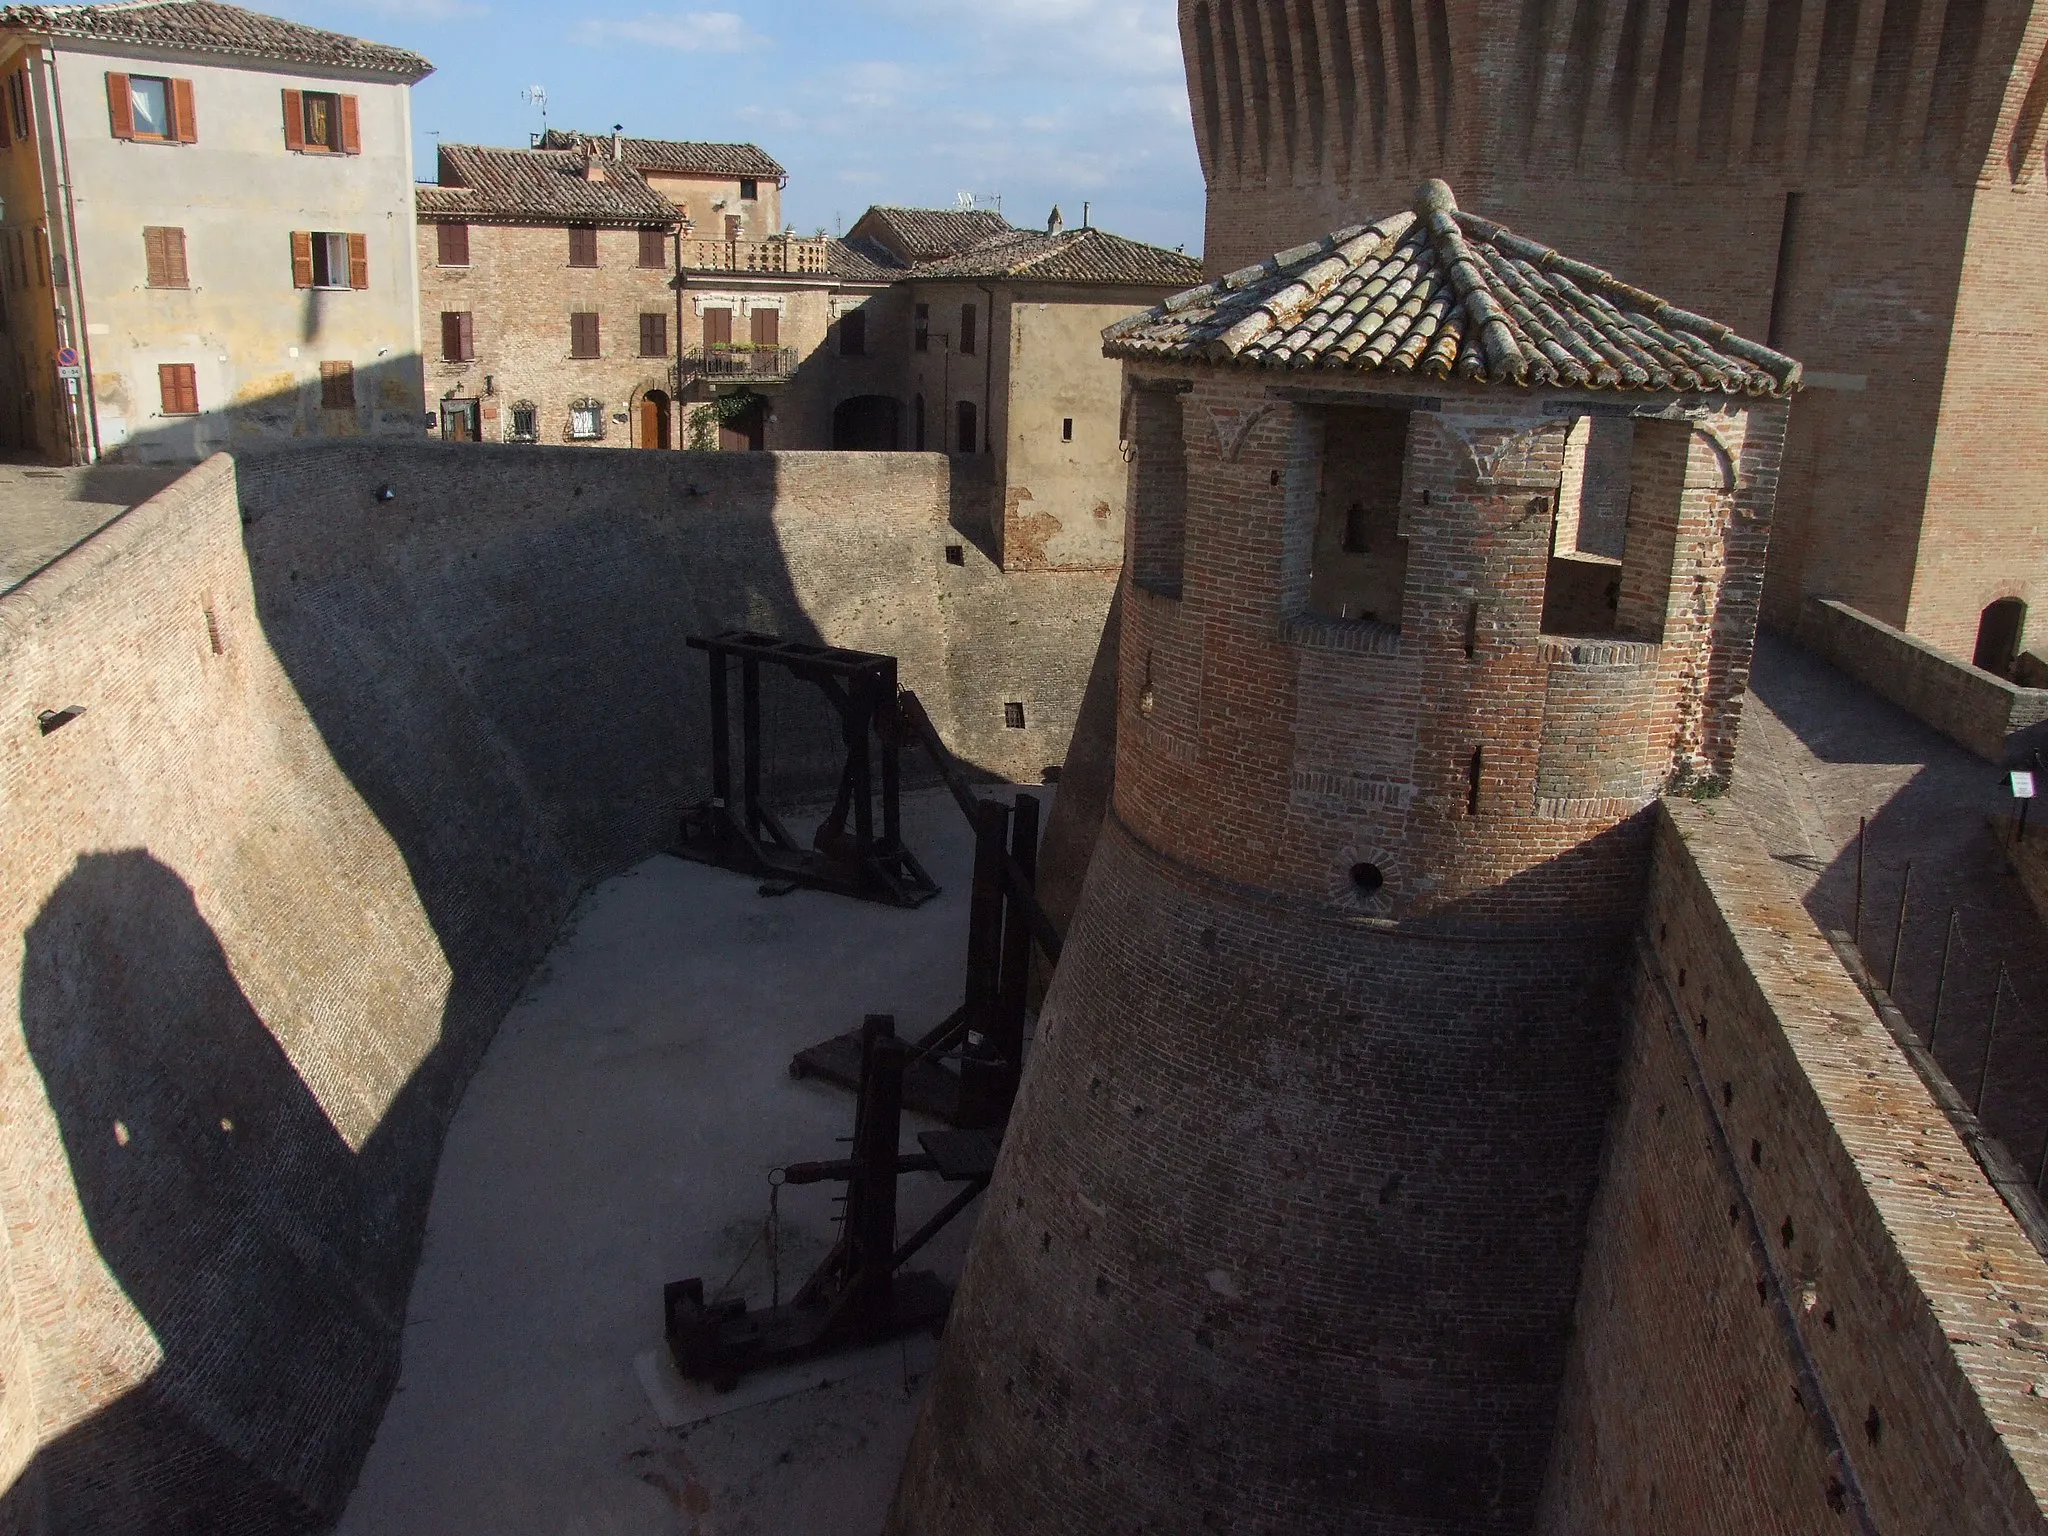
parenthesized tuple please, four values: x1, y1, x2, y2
(1542, 413, 1633, 636)
(832, 394, 900, 451)
(1349, 861, 1384, 896)
(1974, 597, 2028, 677)
(1308, 405, 1409, 625)
(1130, 385, 1189, 598)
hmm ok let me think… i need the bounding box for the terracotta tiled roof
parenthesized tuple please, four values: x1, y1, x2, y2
(847, 206, 1016, 263)
(419, 144, 678, 227)
(828, 236, 911, 285)
(0, 0, 431, 79)
(915, 226, 1202, 288)
(536, 129, 784, 181)
(1105, 181, 1802, 397)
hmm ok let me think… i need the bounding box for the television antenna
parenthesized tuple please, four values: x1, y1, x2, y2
(954, 190, 975, 211)
(523, 83, 549, 129)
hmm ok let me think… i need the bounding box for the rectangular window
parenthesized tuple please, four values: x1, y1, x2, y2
(1003, 702, 1026, 729)
(639, 311, 667, 357)
(568, 401, 604, 440)
(750, 307, 779, 347)
(703, 306, 733, 347)
(110, 73, 190, 142)
(739, 177, 759, 200)
(959, 302, 977, 356)
(914, 302, 929, 353)
(1062, 417, 1073, 442)
(568, 225, 598, 267)
(319, 360, 355, 408)
(440, 310, 474, 362)
(158, 362, 198, 415)
(839, 306, 866, 357)
(956, 398, 978, 454)
(295, 230, 364, 290)
(509, 403, 538, 443)
(437, 222, 470, 267)
(1130, 386, 1188, 597)
(570, 310, 600, 358)
(638, 228, 667, 269)
(282, 89, 358, 154)
(143, 225, 188, 288)
(1308, 405, 1410, 625)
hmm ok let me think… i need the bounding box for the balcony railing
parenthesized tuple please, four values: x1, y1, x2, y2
(679, 235, 830, 275)
(679, 346, 800, 381)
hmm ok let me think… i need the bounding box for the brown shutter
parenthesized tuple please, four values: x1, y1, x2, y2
(458, 311, 474, 361)
(750, 307, 778, 347)
(159, 362, 197, 415)
(172, 77, 196, 142)
(290, 230, 313, 288)
(0, 83, 10, 150)
(282, 88, 304, 152)
(107, 73, 134, 140)
(347, 232, 368, 290)
(144, 226, 165, 287)
(438, 221, 468, 266)
(165, 226, 187, 287)
(441, 311, 461, 361)
(704, 307, 731, 347)
(339, 94, 361, 155)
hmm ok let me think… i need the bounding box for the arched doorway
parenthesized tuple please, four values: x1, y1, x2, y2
(832, 394, 900, 450)
(1975, 597, 2029, 677)
(638, 390, 671, 450)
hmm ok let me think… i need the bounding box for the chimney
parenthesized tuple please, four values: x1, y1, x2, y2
(612, 123, 623, 162)
(582, 151, 606, 182)
(1047, 204, 1064, 236)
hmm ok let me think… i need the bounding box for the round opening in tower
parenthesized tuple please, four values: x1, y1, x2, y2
(1349, 862, 1385, 896)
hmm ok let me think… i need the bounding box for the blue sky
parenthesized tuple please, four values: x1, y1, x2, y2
(281, 0, 1207, 253)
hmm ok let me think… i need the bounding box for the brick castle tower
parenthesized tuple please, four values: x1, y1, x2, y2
(1176, 0, 2048, 663)
(885, 182, 1796, 1533)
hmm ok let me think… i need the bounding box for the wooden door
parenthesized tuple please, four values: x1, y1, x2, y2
(639, 391, 670, 449)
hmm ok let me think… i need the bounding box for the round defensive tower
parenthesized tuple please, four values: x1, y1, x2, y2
(887, 182, 1797, 1534)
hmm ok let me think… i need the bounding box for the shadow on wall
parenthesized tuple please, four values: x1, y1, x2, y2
(1, 443, 1016, 1530)
(79, 353, 425, 486)
(8, 852, 392, 1533)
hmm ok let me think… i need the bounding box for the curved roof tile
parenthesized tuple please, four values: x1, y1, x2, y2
(1104, 180, 1801, 398)
(0, 0, 431, 79)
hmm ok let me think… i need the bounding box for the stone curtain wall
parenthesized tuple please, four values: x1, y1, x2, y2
(1536, 801, 2048, 1533)
(0, 445, 1109, 1530)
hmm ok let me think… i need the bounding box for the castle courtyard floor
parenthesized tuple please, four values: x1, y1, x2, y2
(0, 455, 183, 594)
(338, 787, 998, 1536)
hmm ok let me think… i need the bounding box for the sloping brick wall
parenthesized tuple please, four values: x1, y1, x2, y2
(0, 444, 1110, 1530)
(1536, 800, 2048, 1533)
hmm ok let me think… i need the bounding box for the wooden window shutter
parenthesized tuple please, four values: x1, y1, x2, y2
(282, 88, 304, 151)
(437, 222, 469, 266)
(159, 362, 197, 415)
(347, 232, 368, 289)
(339, 94, 361, 154)
(750, 307, 778, 347)
(459, 311, 474, 361)
(171, 78, 196, 142)
(144, 226, 165, 287)
(107, 73, 135, 140)
(290, 230, 314, 288)
(164, 226, 188, 287)
(441, 311, 461, 360)
(571, 311, 599, 358)
(0, 85, 10, 150)
(704, 307, 731, 347)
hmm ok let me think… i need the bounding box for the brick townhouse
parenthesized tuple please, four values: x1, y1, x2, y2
(417, 131, 899, 450)
(0, 0, 430, 462)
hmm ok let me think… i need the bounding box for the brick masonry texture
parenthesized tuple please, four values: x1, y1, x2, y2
(889, 338, 1788, 1527)
(1538, 800, 2048, 1533)
(1795, 595, 2048, 762)
(0, 445, 1109, 1530)
(1174, 0, 2048, 661)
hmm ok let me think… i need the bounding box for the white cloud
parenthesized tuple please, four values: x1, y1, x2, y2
(872, 0, 1184, 79)
(575, 9, 768, 51)
(342, 0, 488, 17)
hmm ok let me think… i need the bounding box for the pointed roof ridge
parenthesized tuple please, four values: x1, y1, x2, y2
(1105, 180, 1801, 397)
(0, 0, 432, 79)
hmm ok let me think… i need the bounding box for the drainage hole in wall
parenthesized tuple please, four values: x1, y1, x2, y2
(1722, 1081, 1734, 1107)
(37, 706, 84, 736)
(945, 543, 965, 565)
(1780, 1216, 1796, 1248)
(1864, 1405, 1882, 1445)
(1004, 702, 1026, 729)
(1350, 862, 1385, 896)
(1822, 1308, 1837, 1331)
(1750, 1138, 1763, 1167)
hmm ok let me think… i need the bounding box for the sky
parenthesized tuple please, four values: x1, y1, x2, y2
(271, 0, 1208, 253)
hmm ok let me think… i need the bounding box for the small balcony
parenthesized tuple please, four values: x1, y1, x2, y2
(679, 235, 830, 275)
(679, 345, 800, 382)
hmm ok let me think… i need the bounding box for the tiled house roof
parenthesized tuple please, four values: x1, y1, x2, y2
(536, 129, 784, 181)
(1105, 180, 1802, 397)
(847, 206, 1016, 263)
(418, 144, 678, 227)
(0, 0, 431, 79)
(827, 236, 911, 285)
(916, 226, 1202, 287)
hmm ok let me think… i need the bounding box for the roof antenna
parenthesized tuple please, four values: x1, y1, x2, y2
(523, 83, 548, 148)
